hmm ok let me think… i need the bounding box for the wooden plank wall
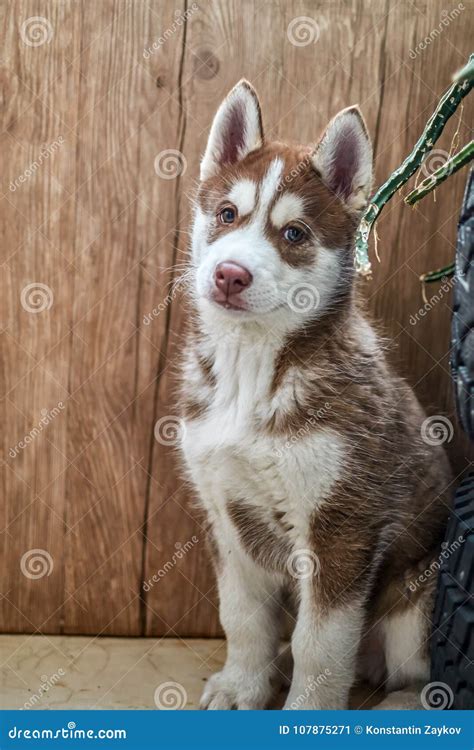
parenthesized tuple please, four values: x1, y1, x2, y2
(0, 0, 473, 636)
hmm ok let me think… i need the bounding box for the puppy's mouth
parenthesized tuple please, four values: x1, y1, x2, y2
(209, 291, 249, 312)
(205, 290, 285, 316)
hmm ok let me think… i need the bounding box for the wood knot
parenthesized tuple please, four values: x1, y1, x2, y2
(193, 49, 220, 80)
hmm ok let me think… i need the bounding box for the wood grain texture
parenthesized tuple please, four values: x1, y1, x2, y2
(0, 0, 472, 636)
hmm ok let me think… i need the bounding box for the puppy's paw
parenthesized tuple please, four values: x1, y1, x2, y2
(200, 667, 272, 710)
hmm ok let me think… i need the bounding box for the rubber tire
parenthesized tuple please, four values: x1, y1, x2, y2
(451, 168, 474, 439)
(431, 473, 474, 709)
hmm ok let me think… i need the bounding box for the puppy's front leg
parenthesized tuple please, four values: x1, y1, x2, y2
(284, 577, 366, 710)
(201, 546, 281, 710)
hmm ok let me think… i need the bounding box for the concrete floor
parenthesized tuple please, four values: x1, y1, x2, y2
(0, 635, 225, 710)
(0, 635, 387, 710)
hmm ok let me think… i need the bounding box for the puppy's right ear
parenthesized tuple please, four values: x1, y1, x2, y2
(200, 79, 263, 181)
(311, 106, 372, 214)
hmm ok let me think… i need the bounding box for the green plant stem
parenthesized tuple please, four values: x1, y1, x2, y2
(453, 56, 474, 84)
(405, 141, 474, 205)
(355, 53, 474, 276)
(421, 263, 455, 283)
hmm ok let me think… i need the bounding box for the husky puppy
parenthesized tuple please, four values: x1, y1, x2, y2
(180, 80, 452, 709)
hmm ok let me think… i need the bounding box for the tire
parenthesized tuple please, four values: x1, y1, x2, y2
(451, 168, 474, 439)
(431, 473, 474, 709)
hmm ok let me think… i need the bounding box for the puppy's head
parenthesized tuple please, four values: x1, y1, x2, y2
(191, 80, 372, 330)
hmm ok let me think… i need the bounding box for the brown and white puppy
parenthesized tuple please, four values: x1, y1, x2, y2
(179, 80, 452, 710)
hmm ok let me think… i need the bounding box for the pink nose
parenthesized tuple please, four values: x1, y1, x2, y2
(214, 262, 252, 296)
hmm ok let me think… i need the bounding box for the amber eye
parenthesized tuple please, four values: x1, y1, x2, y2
(284, 225, 306, 244)
(218, 206, 237, 224)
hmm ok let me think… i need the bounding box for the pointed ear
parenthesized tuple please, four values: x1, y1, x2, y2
(311, 106, 372, 213)
(200, 79, 263, 181)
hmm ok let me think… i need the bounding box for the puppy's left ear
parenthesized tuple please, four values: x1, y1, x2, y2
(200, 79, 263, 181)
(312, 106, 372, 213)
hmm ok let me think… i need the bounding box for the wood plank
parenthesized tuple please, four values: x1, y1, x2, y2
(60, 0, 182, 635)
(0, 0, 82, 633)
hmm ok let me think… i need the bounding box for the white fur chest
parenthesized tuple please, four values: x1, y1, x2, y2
(181, 331, 346, 550)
